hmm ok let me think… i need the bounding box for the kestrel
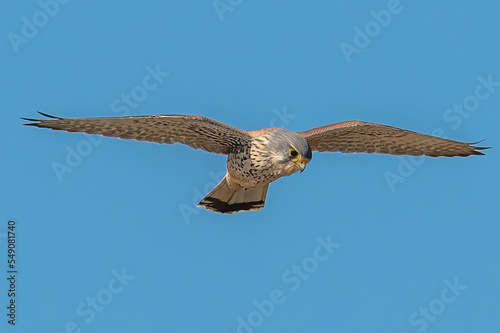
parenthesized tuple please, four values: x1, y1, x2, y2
(23, 112, 488, 213)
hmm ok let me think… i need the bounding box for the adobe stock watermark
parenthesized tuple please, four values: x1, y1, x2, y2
(339, 0, 412, 64)
(442, 74, 499, 130)
(400, 278, 466, 333)
(384, 73, 498, 192)
(7, 0, 71, 54)
(213, 0, 244, 22)
(229, 235, 340, 333)
(51, 64, 169, 182)
(178, 106, 296, 224)
(50, 267, 135, 333)
(110, 65, 170, 116)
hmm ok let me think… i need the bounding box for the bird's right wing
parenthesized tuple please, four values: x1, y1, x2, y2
(299, 121, 488, 157)
(22, 113, 251, 155)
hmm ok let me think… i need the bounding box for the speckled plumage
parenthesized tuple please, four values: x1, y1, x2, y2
(23, 113, 488, 213)
(224, 129, 311, 190)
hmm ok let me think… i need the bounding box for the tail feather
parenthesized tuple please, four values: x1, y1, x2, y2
(198, 176, 268, 214)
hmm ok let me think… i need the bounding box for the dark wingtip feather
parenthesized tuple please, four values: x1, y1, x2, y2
(22, 112, 63, 126)
(471, 147, 490, 155)
(471, 144, 491, 155)
(37, 111, 62, 119)
(470, 139, 487, 145)
(468, 139, 491, 156)
(21, 117, 39, 122)
(21, 116, 42, 126)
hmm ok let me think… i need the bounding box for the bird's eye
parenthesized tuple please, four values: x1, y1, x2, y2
(289, 149, 299, 158)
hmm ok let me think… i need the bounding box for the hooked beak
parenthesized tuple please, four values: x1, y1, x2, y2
(297, 160, 307, 173)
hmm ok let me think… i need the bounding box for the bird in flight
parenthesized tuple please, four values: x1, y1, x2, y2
(23, 112, 488, 213)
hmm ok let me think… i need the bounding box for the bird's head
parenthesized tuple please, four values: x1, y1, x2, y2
(268, 129, 312, 175)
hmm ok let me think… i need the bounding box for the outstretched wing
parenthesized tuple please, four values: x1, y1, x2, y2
(299, 121, 489, 157)
(22, 112, 251, 155)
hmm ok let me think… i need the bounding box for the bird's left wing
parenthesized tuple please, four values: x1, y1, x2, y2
(22, 112, 251, 155)
(299, 121, 488, 157)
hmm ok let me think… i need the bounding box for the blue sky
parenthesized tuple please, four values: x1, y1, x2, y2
(1, 1, 499, 332)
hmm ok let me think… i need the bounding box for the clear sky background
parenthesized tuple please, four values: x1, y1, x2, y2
(1, 1, 499, 332)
